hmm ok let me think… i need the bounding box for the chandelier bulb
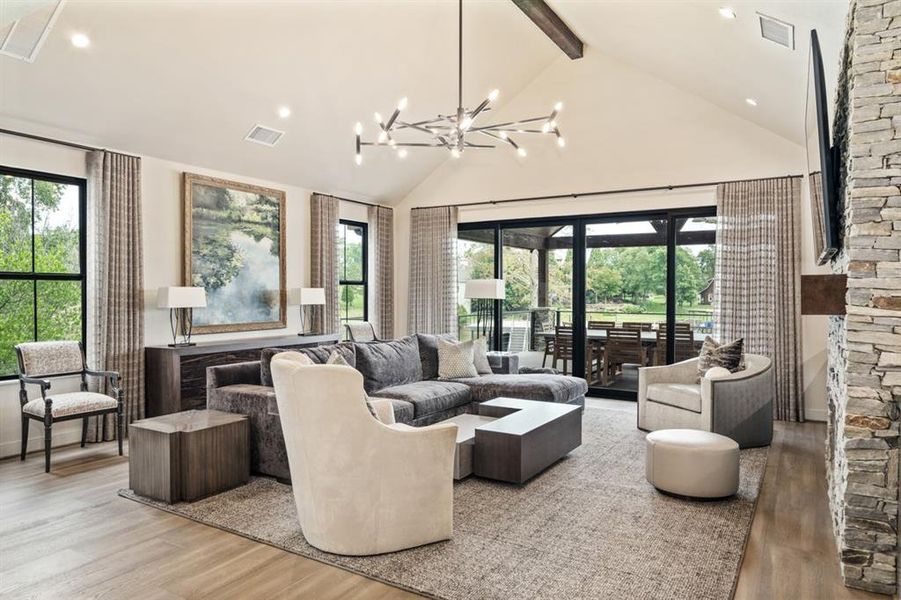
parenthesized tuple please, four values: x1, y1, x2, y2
(541, 122, 550, 134)
(488, 89, 500, 102)
(355, 154, 362, 166)
(460, 116, 473, 131)
(557, 136, 566, 148)
(499, 131, 508, 140)
(397, 148, 408, 159)
(554, 101, 563, 112)
(549, 120, 557, 129)
(374, 112, 383, 124)
(388, 138, 396, 147)
(451, 148, 461, 159)
(397, 97, 408, 111)
(354, 122, 363, 135)
(377, 130, 388, 144)
(517, 147, 527, 158)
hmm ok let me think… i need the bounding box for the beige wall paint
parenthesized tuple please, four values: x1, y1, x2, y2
(0, 134, 365, 458)
(392, 52, 831, 420)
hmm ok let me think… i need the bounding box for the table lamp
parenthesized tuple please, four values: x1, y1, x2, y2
(158, 286, 207, 347)
(288, 287, 326, 335)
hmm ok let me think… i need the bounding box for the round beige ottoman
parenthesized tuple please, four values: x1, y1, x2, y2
(645, 429, 739, 499)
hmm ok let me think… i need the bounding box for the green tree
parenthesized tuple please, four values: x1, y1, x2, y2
(697, 246, 716, 283)
(1, 175, 81, 376)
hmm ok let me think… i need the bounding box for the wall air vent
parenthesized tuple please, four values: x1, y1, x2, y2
(0, 0, 66, 62)
(244, 125, 284, 147)
(757, 13, 794, 50)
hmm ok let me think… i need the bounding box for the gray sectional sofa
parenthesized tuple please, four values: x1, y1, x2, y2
(207, 334, 587, 480)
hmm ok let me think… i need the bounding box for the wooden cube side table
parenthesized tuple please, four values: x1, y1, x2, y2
(129, 409, 249, 503)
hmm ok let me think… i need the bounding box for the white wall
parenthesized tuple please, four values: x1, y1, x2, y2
(0, 134, 365, 458)
(393, 51, 832, 420)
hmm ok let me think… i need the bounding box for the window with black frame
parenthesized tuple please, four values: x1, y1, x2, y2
(338, 220, 367, 331)
(0, 167, 86, 378)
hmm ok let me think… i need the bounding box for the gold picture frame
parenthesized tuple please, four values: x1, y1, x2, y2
(183, 172, 287, 334)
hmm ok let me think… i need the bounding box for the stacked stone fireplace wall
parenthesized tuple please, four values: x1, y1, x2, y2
(828, 0, 901, 594)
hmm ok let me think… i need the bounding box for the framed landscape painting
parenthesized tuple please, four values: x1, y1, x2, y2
(183, 173, 286, 333)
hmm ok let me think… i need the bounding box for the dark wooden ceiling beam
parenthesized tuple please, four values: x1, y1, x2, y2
(512, 0, 584, 60)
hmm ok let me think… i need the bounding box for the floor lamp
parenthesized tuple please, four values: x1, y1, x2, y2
(464, 279, 505, 350)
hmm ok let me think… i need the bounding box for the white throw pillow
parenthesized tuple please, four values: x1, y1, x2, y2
(438, 338, 479, 379)
(472, 337, 493, 375)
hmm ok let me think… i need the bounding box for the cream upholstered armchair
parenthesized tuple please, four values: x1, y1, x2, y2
(637, 354, 773, 448)
(270, 352, 458, 556)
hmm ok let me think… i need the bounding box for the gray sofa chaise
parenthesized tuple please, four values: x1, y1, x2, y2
(207, 334, 587, 480)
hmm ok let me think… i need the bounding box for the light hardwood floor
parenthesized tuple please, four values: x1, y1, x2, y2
(0, 402, 887, 600)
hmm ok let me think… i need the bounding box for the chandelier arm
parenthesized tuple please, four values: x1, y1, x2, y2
(395, 121, 440, 135)
(470, 115, 551, 132)
(485, 128, 548, 134)
(458, 0, 463, 111)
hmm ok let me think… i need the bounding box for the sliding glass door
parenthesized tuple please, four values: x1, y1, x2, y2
(457, 206, 715, 399)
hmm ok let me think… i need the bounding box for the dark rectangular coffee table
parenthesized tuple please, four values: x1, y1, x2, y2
(473, 397, 582, 484)
(129, 409, 249, 503)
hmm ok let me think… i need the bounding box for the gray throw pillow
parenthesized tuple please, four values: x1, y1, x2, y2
(327, 351, 378, 419)
(472, 337, 492, 375)
(697, 336, 744, 382)
(438, 338, 479, 379)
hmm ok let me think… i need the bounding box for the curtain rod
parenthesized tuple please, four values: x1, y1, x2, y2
(316, 191, 392, 210)
(410, 174, 804, 211)
(0, 128, 141, 159)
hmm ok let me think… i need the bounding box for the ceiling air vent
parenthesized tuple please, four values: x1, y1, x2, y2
(0, 0, 65, 62)
(244, 125, 284, 147)
(757, 13, 794, 50)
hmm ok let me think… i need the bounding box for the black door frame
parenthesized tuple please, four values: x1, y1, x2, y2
(458, 204, 716, 400)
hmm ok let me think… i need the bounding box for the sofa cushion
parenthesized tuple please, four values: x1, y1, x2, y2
(451, 374, 588, 404)
(377, 398, 415, 424)
(416, 333, 457, 380)
(354, 336, 422, 394)
(371, 380, 471, 419)
(260, 342, 355, 386)
(646, 383, 702, 413)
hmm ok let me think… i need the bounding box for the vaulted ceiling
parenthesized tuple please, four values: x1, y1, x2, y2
(0, 1, 849, 203)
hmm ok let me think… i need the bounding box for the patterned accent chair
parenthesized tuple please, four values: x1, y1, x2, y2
(16, 341, 124, 472)
(344, 321, 378, 342)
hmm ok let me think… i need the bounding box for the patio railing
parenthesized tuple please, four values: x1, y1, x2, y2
(457, 307, 714, 352)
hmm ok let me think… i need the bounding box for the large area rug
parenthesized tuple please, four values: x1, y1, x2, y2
(120, 405, 768, 599)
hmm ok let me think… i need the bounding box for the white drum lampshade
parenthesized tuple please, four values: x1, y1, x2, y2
(157, 286, 207, 308)
(288, 287, 326, 306)
(464, 279, 505, 300)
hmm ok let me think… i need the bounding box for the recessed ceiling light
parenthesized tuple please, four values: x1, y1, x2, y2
(71, 33, 90, 48)
(719, 7, 736, 19)
(745, 97, 758, 107)
(277, 106, 291, 119)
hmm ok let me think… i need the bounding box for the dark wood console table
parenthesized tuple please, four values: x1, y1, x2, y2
(145, 334, 340, 417)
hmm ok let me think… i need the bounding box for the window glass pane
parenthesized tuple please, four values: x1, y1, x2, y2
(36, 280, 82, 343)
(456, 228, 496, 349)
(0, 175, 33, 272)
(0, 280, 35, 376)
(34, 180, 80, 273)
(339, 284, 365, 321)
(342, 224, 364, 282)
(675, 216, 716, 337)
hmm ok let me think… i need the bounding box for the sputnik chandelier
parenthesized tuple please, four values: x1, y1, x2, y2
(353, 0, 564, 165)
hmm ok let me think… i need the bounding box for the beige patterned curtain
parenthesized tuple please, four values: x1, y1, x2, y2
(408, 206, 458, 335)
(368, 204, 394, 339)
(86, 151, 145, 441)
(310, 193, 340, 335)
(715, 176, 803, 422)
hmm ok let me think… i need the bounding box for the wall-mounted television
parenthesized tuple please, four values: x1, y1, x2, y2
(806, 29, 841, 265)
